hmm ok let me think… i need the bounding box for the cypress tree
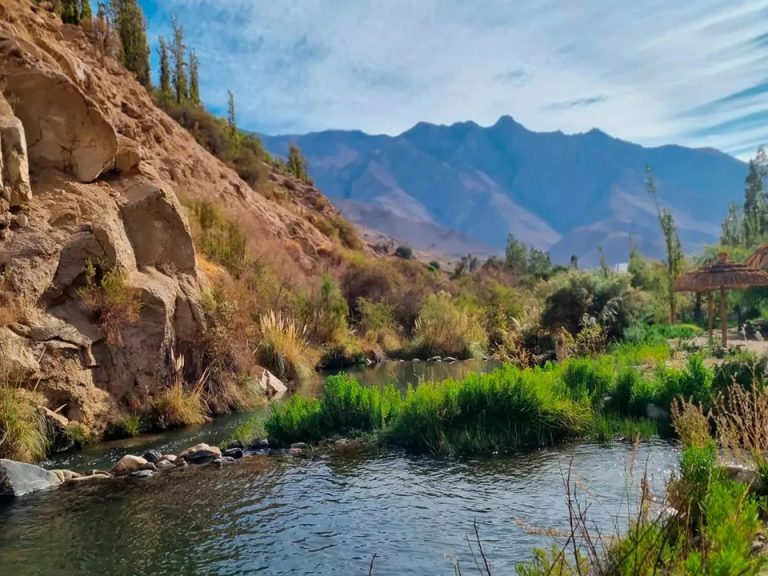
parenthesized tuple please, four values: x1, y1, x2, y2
(111, 0, 150, 86)
(189, 49, 201, 106)
(157, 36, 172, 100)
(171, 16, 188, 103)
(227, 90, 237, 138)
(61, 0, 81, 24)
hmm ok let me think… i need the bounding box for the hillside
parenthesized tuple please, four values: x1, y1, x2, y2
(262, 116, 747, 266)
(0, 0, 366, 437)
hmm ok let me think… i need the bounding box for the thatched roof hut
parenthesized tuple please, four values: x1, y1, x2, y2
(745, 243, 768, 270)
(674, 252, 768, 346)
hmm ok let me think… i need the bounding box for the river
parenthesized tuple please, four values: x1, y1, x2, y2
(0, 361, 680, 575)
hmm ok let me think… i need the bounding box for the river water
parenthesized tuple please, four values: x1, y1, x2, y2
(0, 361, 680, 575)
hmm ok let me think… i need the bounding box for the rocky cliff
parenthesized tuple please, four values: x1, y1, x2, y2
(0, 0, 351, 436)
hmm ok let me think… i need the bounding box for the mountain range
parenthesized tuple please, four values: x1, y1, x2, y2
(261, 116, 747, 266)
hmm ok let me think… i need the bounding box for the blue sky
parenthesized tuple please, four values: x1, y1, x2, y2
(140, 0, 768, 159)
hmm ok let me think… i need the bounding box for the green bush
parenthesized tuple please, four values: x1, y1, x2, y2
(541, 272, 638, 340)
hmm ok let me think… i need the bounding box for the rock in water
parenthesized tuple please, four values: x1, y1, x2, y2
(0, 459, 62, 497)
(222, 448, 244, 460)
(180, 443, 221, 464)
(142, 450, 163, 464)
(110, 455, 155, 476)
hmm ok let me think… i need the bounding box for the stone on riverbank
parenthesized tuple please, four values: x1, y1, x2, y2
(110, 455, 156, 476)
(180, 443, 221, 464)
(213, 456, 236, 466)
(156, 460, 175, 471)
(0, 459, 62, 497)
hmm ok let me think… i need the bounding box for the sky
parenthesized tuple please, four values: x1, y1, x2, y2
(140, 0, 768, 159)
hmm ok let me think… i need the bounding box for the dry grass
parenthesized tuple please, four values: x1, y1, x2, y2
(255, 310, 312, 382)
(670, 397, 711, 449)
(711, 383, 768, 456)
(152, 354, 210, 428)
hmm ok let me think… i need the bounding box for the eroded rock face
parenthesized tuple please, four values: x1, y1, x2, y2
(0, 112, 32, 206)
(2, 70, 118, 182)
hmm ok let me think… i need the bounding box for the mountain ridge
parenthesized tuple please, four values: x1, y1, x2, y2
(261, 116, 746, 266)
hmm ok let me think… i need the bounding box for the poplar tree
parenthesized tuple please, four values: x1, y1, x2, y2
(111, 0, 150, 86)
(227, 90, 237, 138)
(157, 36, 172, 100)
(189, 49, 201, 106)
(647, 165, 682, 323)
(171, 16, 188, 103)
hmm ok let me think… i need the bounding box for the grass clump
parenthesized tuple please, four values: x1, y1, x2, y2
(0, 386, 48, 462)
(255, 311, 312, 382)
(153, 381, 209, 429)
(78, 262, 142, 345)
(104, 414, 144, 440)
(411, 291, 487, 359)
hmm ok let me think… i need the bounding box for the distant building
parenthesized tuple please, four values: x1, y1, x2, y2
(613, 262, 629, 274)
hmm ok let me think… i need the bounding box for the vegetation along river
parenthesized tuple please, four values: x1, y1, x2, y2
(0, 362, 679, 575)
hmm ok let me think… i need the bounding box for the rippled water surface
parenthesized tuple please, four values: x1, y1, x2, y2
(0, 441, 678, 575)
(0, 363, 679, 575)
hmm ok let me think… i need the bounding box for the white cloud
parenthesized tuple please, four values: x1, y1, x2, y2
(145, 0, 768, 158)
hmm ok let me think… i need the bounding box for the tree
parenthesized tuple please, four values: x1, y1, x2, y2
(570, 254, 578, 270)
(227, 90, 237, 137)
(505, 234, 528, 275)
(720, 201, 744, 246)
(111, 0, 150, 86)
(80, 0, 92, 21)
(61, 0, 81, 24)
(527, 247, 553, 279)
(93, 2, 120, 61)
(743, 146, 768, 246)
(189, 49, 201, 105)
(646, 165, 682, 323)
(157, 36, 172, 99)
(287, 144, 309, 182)
(171, 16, 188, 102)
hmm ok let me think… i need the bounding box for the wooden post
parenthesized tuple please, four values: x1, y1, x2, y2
(707, 292, 714, 339)
(720, 286, 727, 348)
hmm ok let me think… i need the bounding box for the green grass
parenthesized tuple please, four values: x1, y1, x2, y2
(262, 341, 740, 454)
(229, 415, 266, 445)
(104, 414, 144, 440)
(517, 443, 764, 575)
(267, 368, 593, 455)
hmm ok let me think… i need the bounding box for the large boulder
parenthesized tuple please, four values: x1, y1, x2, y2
(1, 69, 117, 182)
(0, 112, 32, 207)
(0, 459, 62, 497)
(255, 367, 287, 398)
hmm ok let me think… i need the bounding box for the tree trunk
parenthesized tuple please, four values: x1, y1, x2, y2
(707, 292, 714, 339)
(720, 286, 727, 348)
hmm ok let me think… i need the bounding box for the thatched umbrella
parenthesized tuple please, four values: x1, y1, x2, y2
(745, 243, 768, 269)
(673, 252, 768, 347)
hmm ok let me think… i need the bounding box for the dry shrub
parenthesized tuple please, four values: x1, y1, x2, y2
(671, 397, 711, 449)
(78, 262, 141, 345)
(412, 291, 486, 358)
(0, 359, 48, 462)
(711, 383, 768, 455)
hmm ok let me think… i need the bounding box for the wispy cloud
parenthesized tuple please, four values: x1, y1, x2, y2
(547, 96, 607, 110)
(141, 0, 768, 158)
